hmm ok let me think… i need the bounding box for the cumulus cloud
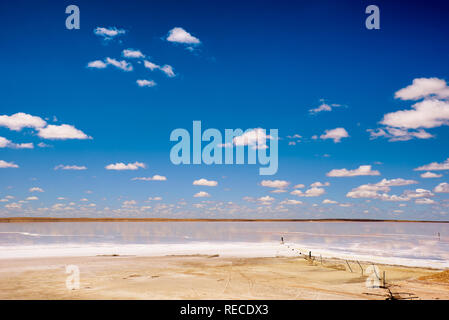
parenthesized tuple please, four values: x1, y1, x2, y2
(310, 182, 330, 187)
(0, 160, 19, 168)
(143, 60, 176, 77)
(319, 127, 349, 143)
(122, 49, 145, 59)
(193, 179, 218, 187)
(144, 60, 160, 71)
(370, 78, 449, 141)
(160, 65, 175, 77)
(54, 165, 87, 170)
(136, 79, 156, 87)
(415, 198, 435, 205)
(233, 128, 274, 149)
(309, 101, 343, 114)
(94, 27, 126, 39)
(260, 180, 289, 189)
(26, 196, 38, 201)
(87, 60, 107, 69)
(291, 187, 325, 197)
(414, 158, 449, 171)
(280, 199, 303, 205)
(0, 137, 33, 149)
(166, 27, 200, 44)
(420, 171, 443, 178)
(293, 184, 305, 189)
(327, 165, 380, 177)
(105, 57, 133, 72)
(322, 199, 338, 204)
(0, 112, 46, 131)
(37, 124, 91, 140)
(346, 179, 421, 201)
(258, 195, 275, 202)
(132, 175, 167, 181)
(194, 191, 210, 198)
(380, 99, 449, 129)
(29, 187, 44, 193)
(434, 182, 449, 193)
(105, 162, 146, 170)
(368, 127, 433, 142)
(395, 77, 449, 100)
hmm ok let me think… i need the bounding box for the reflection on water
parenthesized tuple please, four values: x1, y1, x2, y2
(0, 222, 448, 267)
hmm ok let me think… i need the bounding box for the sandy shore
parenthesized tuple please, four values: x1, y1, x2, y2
(0, 254, 448, 300)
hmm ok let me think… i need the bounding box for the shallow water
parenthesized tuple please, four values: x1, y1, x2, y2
(0, 221, 448, 268)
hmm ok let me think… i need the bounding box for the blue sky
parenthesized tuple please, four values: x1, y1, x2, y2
(1, 0, 449, 220)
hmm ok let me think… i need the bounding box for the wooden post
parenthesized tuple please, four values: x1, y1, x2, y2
(383, 271, 386, 287)
(309, 251, 311, 259)
(356, 260, 363, 276)
(320, 255, 323, 265)
(346, 260, 353, 273)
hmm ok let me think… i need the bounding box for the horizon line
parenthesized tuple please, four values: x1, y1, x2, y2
(0, 217, 448, 223)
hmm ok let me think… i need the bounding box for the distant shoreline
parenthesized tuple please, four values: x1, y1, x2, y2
(0, 217, 448, 223)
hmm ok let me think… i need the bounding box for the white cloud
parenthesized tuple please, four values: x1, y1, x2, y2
(136, 79, 157, 87)
(194, 191, 210, 198)
(293, 184, 305, 189)
(310, 182, 330, 187)
(193, 179, 218, 187)
(0, 137, 33, 149)
(5, 202, 21, 209)
(0, 112, 46, 131)
(123, 200, 137, 206)
(29, 187, 44, 193)
(271, 189, 287, 193)
(395, 77, 449, 100)
(434, 182, 449, 193)
(414, 158, 449, 171)
(280, 199, 303, 205)
(122, 49, 145, 59)
(291, 187, 325, 197)
(37, 124, 91, 140)
(87, 60, 107, 69)
(105, 162, 146, 170)
(322, 199, 338, 204)
(105, 57, 133, 72)
(403, 188, 434, 199)
(319, 127, 349, 143)
(258, 195, 275, 202)
(309, 103, 332, 114)
(303, 187, 325, 197)
(166, 27, 200, 44)
(346, 178, 418, 201)
(54, 165, 87, 170)
(260, 180, 289, 189)
(380, 99, 449, 129)
(420, 171, 443, 178)
(368, 127, 433, 142)
(376, 178, 419, 187)
(415, 198, 435, 205)
(0, 160, 19, 168)
(160, 65, 175, 77)
(132, 175, 167, 181)
(233, 128, 273, 149)
(370, 78, 449, 141)
(309, 101, 342, 114)
(327, 165, 380, 177)
(26, 196, 38, 201)
(144, 60, 160, 71)
(94, 27, 126, 39)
